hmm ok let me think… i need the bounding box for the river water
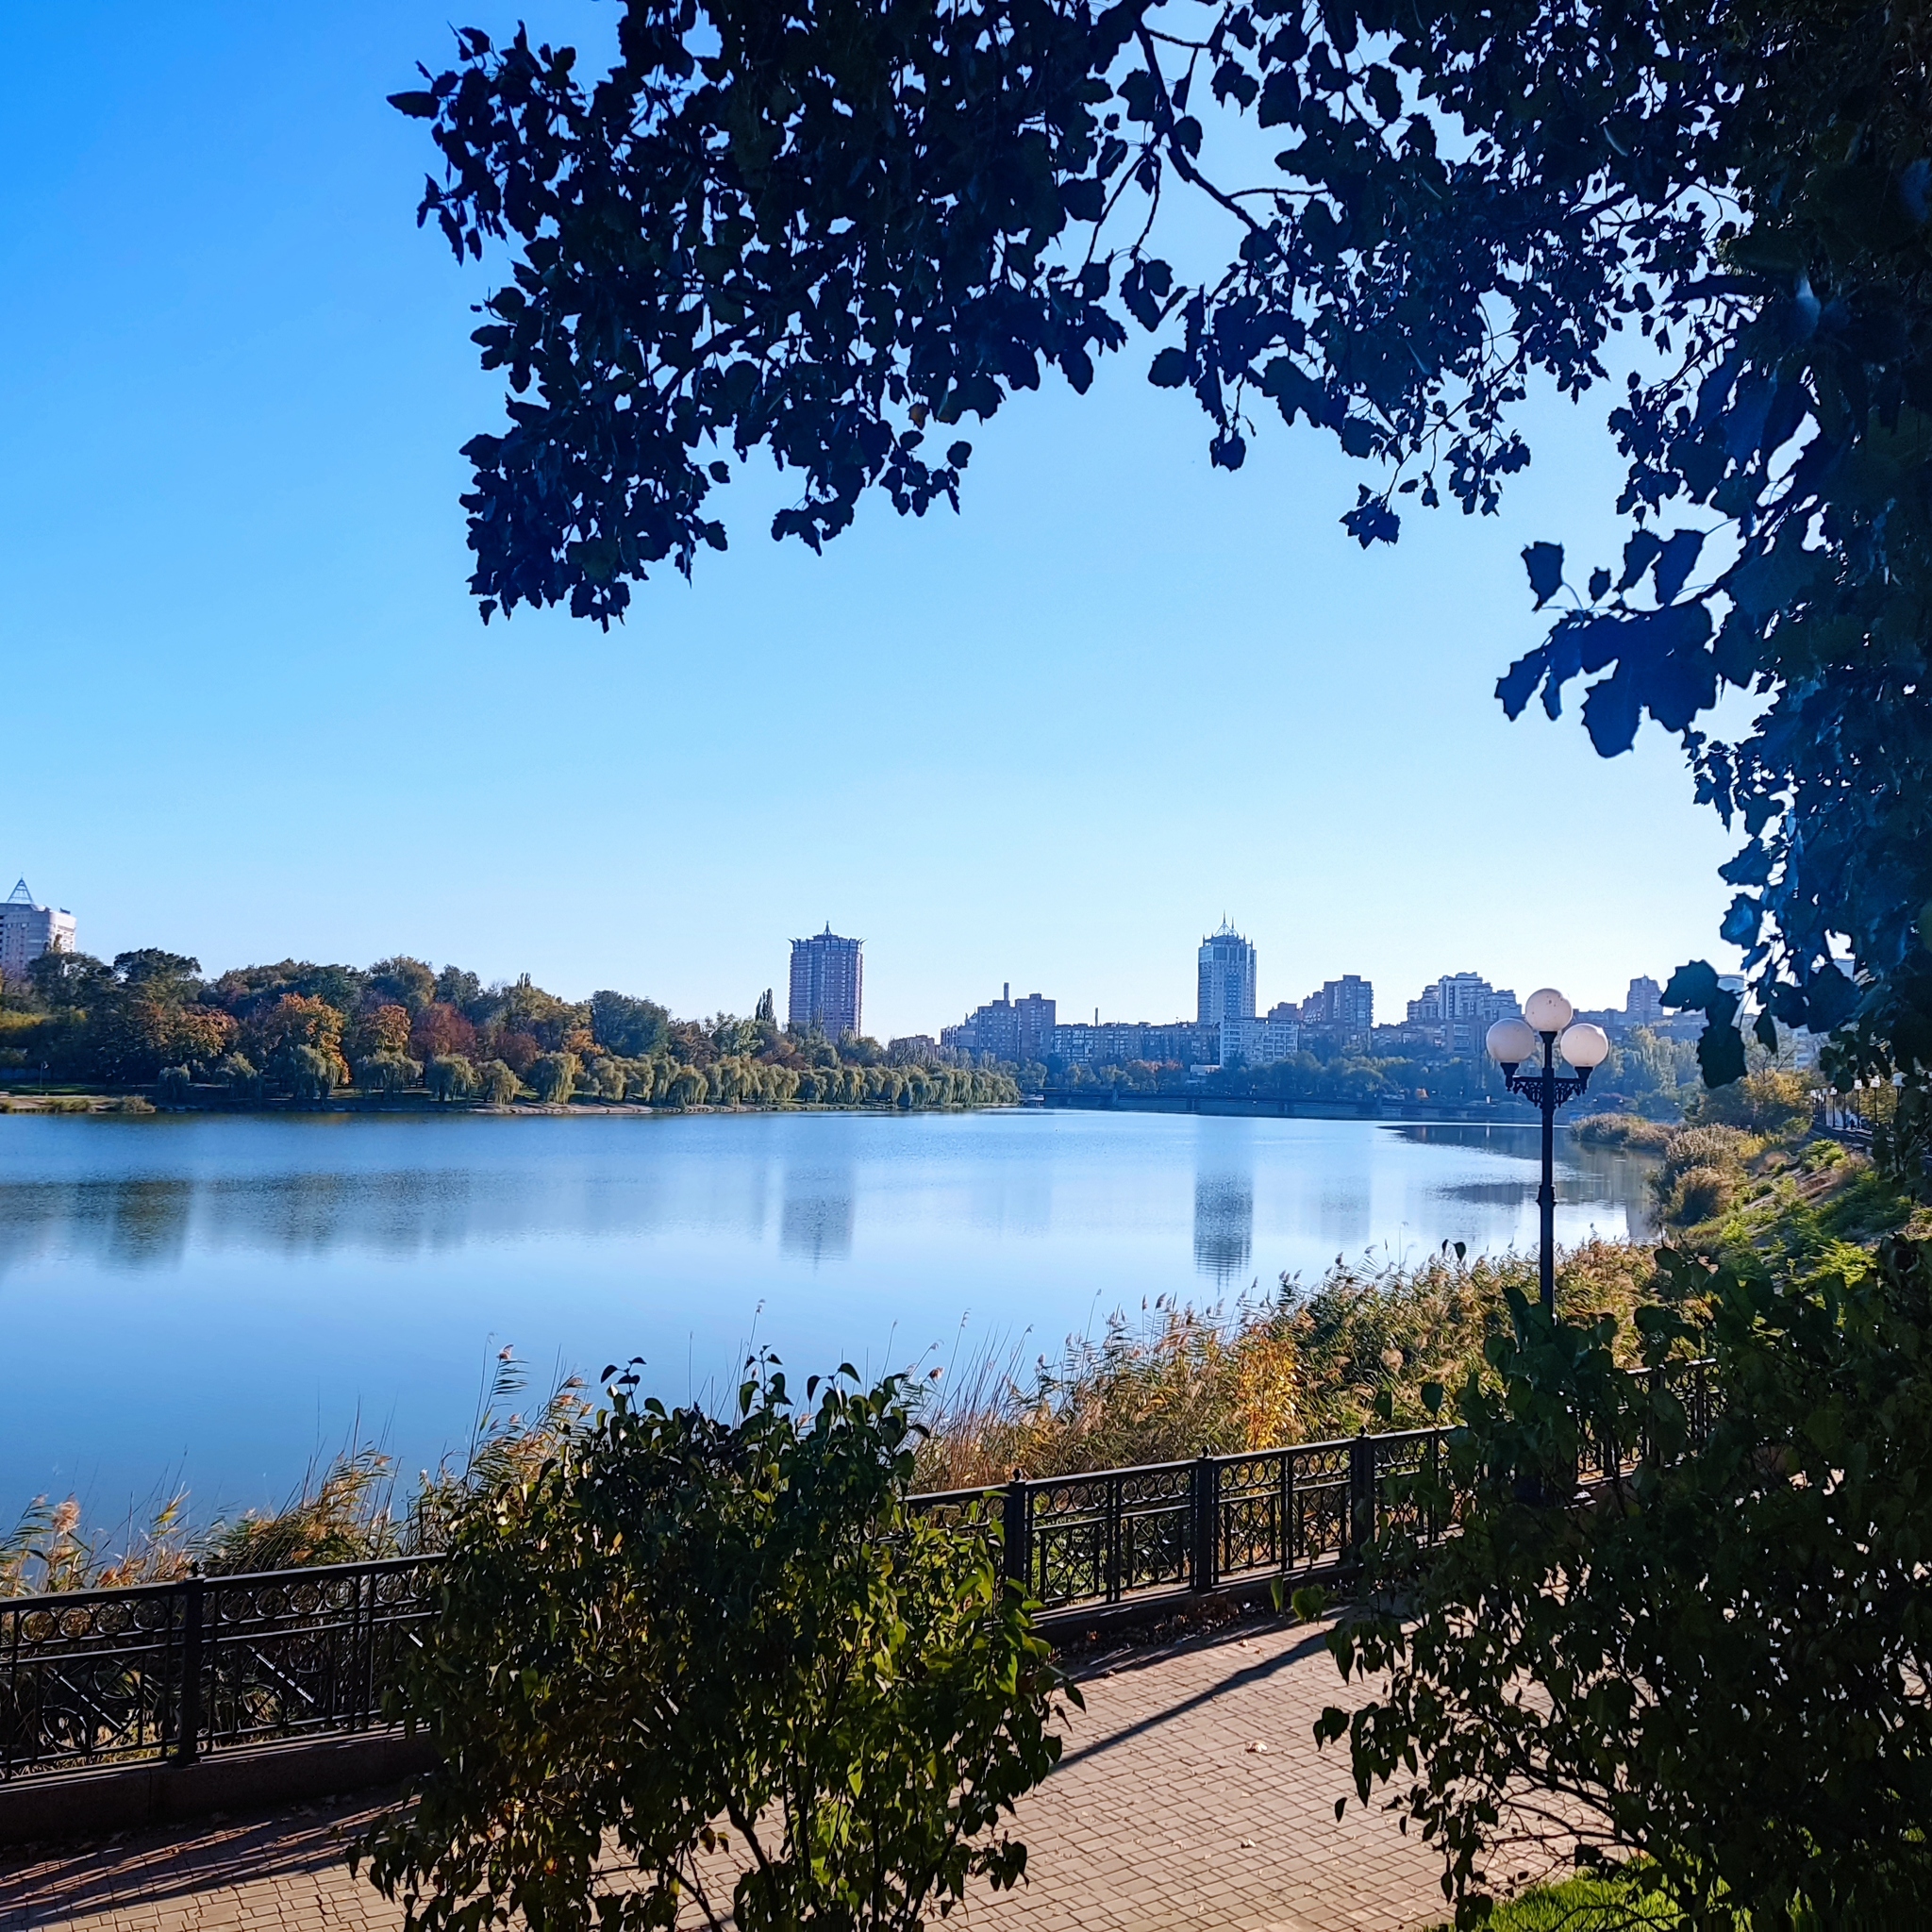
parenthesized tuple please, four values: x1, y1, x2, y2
(0, 1108, 1655, 1521)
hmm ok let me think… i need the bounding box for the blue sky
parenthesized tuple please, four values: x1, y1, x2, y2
(1, 3, 1741, 1041)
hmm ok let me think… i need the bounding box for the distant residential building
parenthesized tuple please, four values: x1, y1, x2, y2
(1047, 1019, 1219, 1069)
(1301, 974, 1374, 1048)
(887, 1035, 942, 1065)
(0, 880, 75, 988)
(1262, 1002, 1301, 1060)
(1197, 922, 1257, 1027)
(1404, 973, 1521, 1055)
(1221, 1003, 1303, 1067)
(1625, 976, 1664, 1025)
(942, 986, 1056, 1063)
(1220, 1015, 1265, 1066)
(789, 925, 863, 1038)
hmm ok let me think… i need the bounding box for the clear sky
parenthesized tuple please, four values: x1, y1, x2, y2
(1, 4, 1742, 1042)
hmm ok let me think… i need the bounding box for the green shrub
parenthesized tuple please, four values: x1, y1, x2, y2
(359, 1367, 1074, 1931)
(1685, 1068, 1814, 1137)
(1328, 1238, 1932, 1930)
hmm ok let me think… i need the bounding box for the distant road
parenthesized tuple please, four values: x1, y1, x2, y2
(1040, 1088, 1540, 1125)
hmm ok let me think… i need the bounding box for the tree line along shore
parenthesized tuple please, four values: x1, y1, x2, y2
(0, 948, 1017, 1113)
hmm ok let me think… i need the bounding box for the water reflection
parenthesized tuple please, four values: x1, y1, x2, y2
(780, 1164, 856, 1263)
(1192, 1171, 1255, 1284)
(1395, 1124, 1659, 1241)
(0, 1111, 1661, 1515)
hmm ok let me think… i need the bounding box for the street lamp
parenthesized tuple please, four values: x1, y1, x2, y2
(1486, 990, 1611, 1317)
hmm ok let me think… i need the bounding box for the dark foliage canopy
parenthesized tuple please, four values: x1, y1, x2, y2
(396, 0, 1932, 1141)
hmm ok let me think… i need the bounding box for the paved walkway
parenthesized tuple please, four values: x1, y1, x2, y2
(2, 1615, 1572, 1932)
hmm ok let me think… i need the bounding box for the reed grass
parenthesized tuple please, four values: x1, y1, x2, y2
(910, 1239, 1658, 1491)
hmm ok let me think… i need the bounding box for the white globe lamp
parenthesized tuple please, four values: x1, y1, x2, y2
(1523, 987, 1574, 1035)
(1485, 1017, 1540, 1068)
(1558, 1022, 1610, 1070)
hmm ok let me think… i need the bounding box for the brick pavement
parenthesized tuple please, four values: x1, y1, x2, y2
(1, 1613, 1574, 1932)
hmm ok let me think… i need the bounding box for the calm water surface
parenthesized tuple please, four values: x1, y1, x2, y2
(0, 1108, 1655, 1519)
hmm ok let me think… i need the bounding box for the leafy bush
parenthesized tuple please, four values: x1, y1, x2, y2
(360, 1366, 1073, 1932)
(1684, 1068, 1813, 1138)
(1325, 1238, 1932, 1929)
(1572, 1113, 1674, 1152)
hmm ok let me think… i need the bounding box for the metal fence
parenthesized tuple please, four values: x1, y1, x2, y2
(908, 1426, 1451, 1614)
(0, 1556, 439, 1781)
(0, 1365, 1720, 1783)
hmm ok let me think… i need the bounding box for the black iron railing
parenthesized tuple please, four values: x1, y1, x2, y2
(0, 1556, 439, 1781)
(0, 1363, 1719, 1782)
(907, 1427, 1454, 1615)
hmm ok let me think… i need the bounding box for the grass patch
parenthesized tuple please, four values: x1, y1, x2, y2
(1430, 1864, 1682, 1928)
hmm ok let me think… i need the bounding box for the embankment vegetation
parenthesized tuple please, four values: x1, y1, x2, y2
(0, 952, 1013, 1112)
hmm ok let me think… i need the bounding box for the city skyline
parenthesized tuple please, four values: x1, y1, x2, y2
(6, 870, 1690, 1051)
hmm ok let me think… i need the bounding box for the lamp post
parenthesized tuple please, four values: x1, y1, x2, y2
(1486, 990, 1611, 1317)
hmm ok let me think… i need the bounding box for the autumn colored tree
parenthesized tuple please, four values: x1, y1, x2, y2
(244, 993, 351, 1091)
(353, 1003, 413, 1059)
(410, 1001, 478, 1063)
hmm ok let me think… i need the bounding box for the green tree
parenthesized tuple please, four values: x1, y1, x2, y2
(357, 1052, 425, 1096)
(359, 1365, 1072, 1932)
(434, 964, 487, 1015)
(368, 957, 439, 1014)
(425, 1054, 477, 1101)
(477, 1058, 521, 1105)
(528, 1050, 580, 1104)
(1324, 1240, 1932, 1928)
(285, 1043, 340, 1101)
(399, 0, 1932, 1161)
(591, 989, 670, 1058)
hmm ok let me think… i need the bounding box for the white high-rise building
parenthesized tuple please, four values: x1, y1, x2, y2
(1197, 921, 1257, 1028)
(0, 880, 75, 988)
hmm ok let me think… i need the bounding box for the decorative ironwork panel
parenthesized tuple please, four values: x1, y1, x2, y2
(1027, 1463, 1191, 1609)
(1215, 1452, 1290, 1578)
(0, 1583, 183, 1776)
(1372, 1429, 1446, 1546)
(0, 1557, 441, 1779)
(196, 1560, 439, 1750)
(1284, 1441, 1351, 1569)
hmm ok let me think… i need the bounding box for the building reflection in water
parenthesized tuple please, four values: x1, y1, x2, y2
(1192, 1170, 1254, 1285)
(779, 1165, 856, 1263)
